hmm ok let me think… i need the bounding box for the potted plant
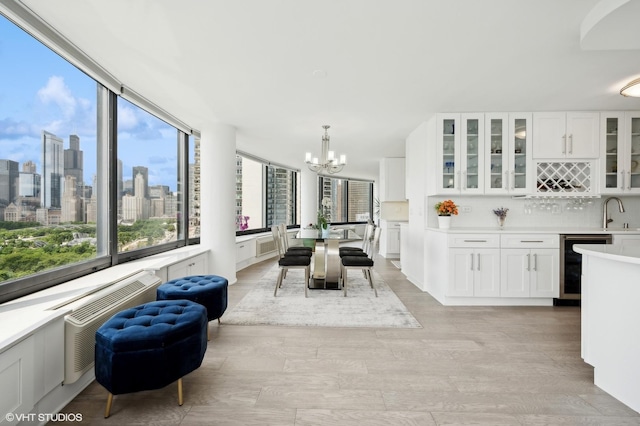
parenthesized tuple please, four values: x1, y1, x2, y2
(493, 207, 509, 228)
(318, 197, 332, 237)
(434, 199, 458, 229)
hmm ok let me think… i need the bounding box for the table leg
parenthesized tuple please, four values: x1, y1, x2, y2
(325, 239, 341, 288)
(310, 241, 326, 289)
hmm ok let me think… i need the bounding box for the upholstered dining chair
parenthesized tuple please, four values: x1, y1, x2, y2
(339, 223, 374, 257)
(278, 223, 312, 257)
(340, 226, 380, 297)
(271, 226, 310, 297)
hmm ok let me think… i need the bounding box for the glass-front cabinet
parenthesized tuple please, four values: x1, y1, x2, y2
(436, 113, 484, 194)
(485, 113, 532, 194)
(601, 112, 640, 194)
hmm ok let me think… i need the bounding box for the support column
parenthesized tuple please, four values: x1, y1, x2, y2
(199, 123, 237, 284)
(300, 167, 317, 228)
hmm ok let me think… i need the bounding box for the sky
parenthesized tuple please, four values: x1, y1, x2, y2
(0, 16, 182, 191)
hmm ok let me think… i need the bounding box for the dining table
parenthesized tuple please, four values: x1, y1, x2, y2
(295, 228, 361, 289)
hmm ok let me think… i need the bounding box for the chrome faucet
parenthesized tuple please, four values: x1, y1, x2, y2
(602, 197, 625, 228)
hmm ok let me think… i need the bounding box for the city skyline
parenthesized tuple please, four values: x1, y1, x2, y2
(0, 18, 183, 192)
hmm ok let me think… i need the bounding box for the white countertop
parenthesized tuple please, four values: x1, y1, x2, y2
(574, 243, 640, 265)
(426, 227, 640, 235)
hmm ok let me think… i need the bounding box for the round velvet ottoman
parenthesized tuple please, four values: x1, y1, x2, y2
(94, 299, 208, 418)
(156, 275, 228, 334)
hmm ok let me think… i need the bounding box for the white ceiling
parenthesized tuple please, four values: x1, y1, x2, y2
(18, 0, 640, 180)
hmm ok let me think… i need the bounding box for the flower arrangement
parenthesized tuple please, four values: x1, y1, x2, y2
(493, 207, 509, 219)
(435, 199, 458, 216)
(317, 197, 332, 229)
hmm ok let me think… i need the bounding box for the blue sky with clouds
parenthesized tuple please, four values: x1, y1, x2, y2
(0, 16, 180, 191)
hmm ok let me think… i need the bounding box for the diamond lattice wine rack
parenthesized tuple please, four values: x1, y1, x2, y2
(535, 161, 593, 194)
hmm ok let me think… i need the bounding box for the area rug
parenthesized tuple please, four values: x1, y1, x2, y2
(224, 266, 421, 328)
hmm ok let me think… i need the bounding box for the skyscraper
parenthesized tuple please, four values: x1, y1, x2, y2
(64, 134, 83, 197)
(0, 159, 19, 206)
(41, 131, 64, 208)
(132, 166, 149, 198)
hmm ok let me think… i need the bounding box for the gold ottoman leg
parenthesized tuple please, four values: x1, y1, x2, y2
(104, 392, 113, 418)
(178, 378, 184, 406)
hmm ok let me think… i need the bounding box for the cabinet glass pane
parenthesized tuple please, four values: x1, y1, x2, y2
(605, 117, 620, 189)
(489, 119, 503, 189)
(631, 117, 640, 189)
(442, 119, 455, 189)
(513, 118, 527, 189)
(466, 119, 479, 189)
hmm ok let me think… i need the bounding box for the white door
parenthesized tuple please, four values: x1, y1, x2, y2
(533, 112, 565, 158)
(448, 248, 474, 296)
(500, 248, 530, 297)
(566, 112, 600, 158)
(474, 249, 500, 297)
(529, 248, 559, 297)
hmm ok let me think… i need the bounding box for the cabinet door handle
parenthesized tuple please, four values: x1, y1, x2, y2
(477, 253, 480, 271)
(568, 134, 573, 154)
(464, 239, 487, 242)
(511, 170, 515, 190)
(620, 171, 625, 190)
(628, 171, 632, 190)
(562, 135, 566, 154)
(520, 240, 544, 243)
(526, 254, 530, 271)
(470, 253, 474, 271)
(533, 253, 537, 271)
(462, 171, 466, 190)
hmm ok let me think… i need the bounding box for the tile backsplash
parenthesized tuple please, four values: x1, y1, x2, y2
(425, 195, 640, 229)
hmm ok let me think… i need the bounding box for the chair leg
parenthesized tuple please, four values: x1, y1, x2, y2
(366, 269, 377, 297)
(343, 268, 348, 297)
(104, 392, 113, 418)
(304, 266, 309, 298)
(274, 268, 285, 296)
(177, 378, 183, 406)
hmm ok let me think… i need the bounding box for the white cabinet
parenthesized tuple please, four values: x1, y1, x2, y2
(436, 113, 485, 194)
(447, 234, 500, 297)
(379, 158, 406, 201)
(533, 112, 600, 159)
(485, 113, 533, 194)
(600, 112, 640, 194)
(379, 220, 401, 258)
(236, 239, 256, 263)
(167, 253, 207, 280)
(500, 234, 559, 298)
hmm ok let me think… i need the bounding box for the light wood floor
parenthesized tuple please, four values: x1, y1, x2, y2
(54, 257, 640, 425)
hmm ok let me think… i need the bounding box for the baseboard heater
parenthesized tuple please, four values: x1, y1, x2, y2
(56, 271, 162, 384)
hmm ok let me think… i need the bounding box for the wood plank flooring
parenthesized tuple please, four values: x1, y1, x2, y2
(53, 257, 640, 425)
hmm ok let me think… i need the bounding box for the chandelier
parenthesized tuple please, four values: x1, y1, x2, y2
(305, 125, 347, 174)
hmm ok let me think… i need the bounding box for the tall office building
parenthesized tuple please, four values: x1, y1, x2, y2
(266, 166, 294, 227)
(132, 166, 149, 198)
(0, 159, 19, 206)
(41, 131, 64, 208)
(64, 134, 83, 197)
(61, 175, 82, 222)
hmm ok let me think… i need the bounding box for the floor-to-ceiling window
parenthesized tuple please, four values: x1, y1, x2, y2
(0, 16, 100, 286)
(235, 152, 299, 233)
(318, 176, 373, 224)
(0, 13, 197, 302)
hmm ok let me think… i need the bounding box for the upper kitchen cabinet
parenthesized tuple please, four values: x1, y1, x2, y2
(485, 113, 533, 195)
(533, 112, 600, 159)
(600, 111, 640, 194)
(435, 113, 484, 194)
(379, 157, 406, 201)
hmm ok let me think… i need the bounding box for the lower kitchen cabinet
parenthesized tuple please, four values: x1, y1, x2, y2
(500, 234, 559, 298)
(449, 248, 500, 297)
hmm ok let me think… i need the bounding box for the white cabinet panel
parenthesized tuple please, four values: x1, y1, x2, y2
(533, 112, 599, 159)
(0, 336, 35, 425)
(167, 253, 207, 280)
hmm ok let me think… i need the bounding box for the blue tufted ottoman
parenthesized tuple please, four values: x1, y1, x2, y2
(157, 275, 228, 338)
(95, 299, 208, 418)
